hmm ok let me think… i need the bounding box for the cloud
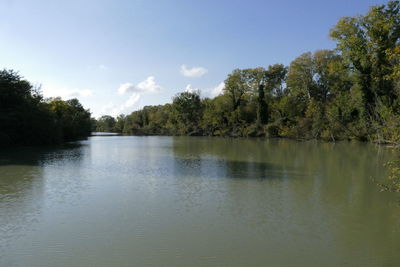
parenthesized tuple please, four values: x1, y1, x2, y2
(184, 82, 225, 98)
(209, 82, 225, 97)
(125, 92, 141, 107)
(104, 76, 162, 117)
(101, 92, 142, 117)
(180, 65, 208, 78)
(100, 103, 121, 117)
(67, 89, 93, 98)
(42, 86, 93, 99)
(185, 84, 200, 94)
(136, 76, 162, 93)
(117, 83, 135, 94)
(118, 77, 162, 95)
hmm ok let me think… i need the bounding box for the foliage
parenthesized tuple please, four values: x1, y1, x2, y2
(3, 1, 399, 190)
(96, 115, 117, 132)
(90, 1, 400, 191)
(0, 69, 92, 146)
(330, 0, 400, 112)
(48, 98, 92, 141)
(170, 91, 203, 135)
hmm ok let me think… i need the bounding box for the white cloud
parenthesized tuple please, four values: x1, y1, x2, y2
(125, 92, 141, 107)
(103, 76, 162, 117)
(180, 65, 208, 78)
(42, 86, 93, 99)
(184, 82, 224, 98)
(68, 89, 93, 97)
(117, 83, 135, 95)
(185, 84, 200, 94)
(118, 77, 162, 95)
(106, 95, 140, 117)
(210, 82, 225, 97)
(101, 92, 142, 117)
(100, 103, 121, 117)
(136, 76, 162, 93)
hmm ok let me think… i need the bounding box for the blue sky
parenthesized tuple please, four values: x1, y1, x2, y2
(0, 0, 389, 117)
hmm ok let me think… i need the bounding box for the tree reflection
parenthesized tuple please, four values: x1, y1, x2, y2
(0, 143, 86, 257)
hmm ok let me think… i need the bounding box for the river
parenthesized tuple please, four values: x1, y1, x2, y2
(1, 136, 400, 266)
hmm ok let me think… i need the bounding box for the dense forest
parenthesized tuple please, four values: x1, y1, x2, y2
(0, 70, 92, 147)
(95, 1, 400, 147)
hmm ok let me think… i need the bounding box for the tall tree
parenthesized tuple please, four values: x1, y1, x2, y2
(48, 98, 92, 140)
(171, 91, 202, 135)
(244, 68, 269, 125)
(330, 0, 400, 112)
(224, 69, 251, 111)
(265, 64, 287, 97)
(0, 70, 59, 146)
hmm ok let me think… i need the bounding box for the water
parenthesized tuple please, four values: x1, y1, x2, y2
(1, 136, 400, 267)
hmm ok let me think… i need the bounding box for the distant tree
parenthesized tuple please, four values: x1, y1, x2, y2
(114, 115, 126, 133)
(201, 95, 231, 136)
(90, 118, 98, 132)
(96, 115, 116, 132)
(170, 91, 202, 135)
(48, 97, 92, 140)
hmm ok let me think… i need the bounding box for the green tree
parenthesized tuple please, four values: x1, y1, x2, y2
(96, 115, 116, 132)
(244, 68, 269, 125)
(48, 98, 92, 140)
(114, 115, 126, 133)
(0, 69, 60, 146)
(0, 69, 92, 146)
(330, 0, 400, 113)
(170, 91, 202, 135)
(201, 95, 232, 136)
(265, 64, 287, 97)
(224, 69, 251, 112)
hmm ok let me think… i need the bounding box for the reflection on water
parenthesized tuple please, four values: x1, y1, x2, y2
(0, 136, 400, 267)
(0, 144, 88, 258)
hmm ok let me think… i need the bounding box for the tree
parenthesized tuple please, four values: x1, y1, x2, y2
(0, 69, 92, 146)
(330, 0, 400, 113)
(84, 1, 400, 144)
(0, 69, 59, 146)
(96, 115, 116, 132)
(224, 69, 251, 112)
(114, 115, 126, 133)
(244, 68, 269, 125)
(171, 91, 202, 135)
(48, 98, 92, 140)
(284, 50, 354, 138)
(265, 64, 287, 97)
(201, 95, 231, 136)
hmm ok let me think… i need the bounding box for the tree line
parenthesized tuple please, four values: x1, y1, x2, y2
(95, 1, 400, 145)
(0, 70, 92, 147)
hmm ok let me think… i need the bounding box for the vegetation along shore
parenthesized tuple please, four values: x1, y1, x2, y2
(1, 2, 400, 192)
(92, 2, 400, 147)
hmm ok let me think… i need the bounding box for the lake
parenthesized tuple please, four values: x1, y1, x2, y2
(1, 136, 400, 267)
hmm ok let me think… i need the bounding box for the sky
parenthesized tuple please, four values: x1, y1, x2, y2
(0, 0, 390, 117)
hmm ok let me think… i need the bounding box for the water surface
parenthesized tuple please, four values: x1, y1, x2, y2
(1, 136, 399, 267)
